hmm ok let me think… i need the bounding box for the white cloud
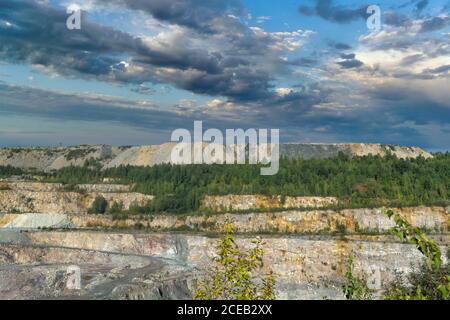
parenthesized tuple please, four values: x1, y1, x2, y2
(275, 87, 293, 96)
(256, 16, 271, 24)
(206, 99, 236, 110)
(250, 27, 315, 52)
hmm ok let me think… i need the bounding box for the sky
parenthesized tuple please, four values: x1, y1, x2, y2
(0, 0, 449, 150)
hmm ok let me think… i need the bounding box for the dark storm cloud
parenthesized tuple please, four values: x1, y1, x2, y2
(340, 53, 355, 59)
(0, 0, 144, 78)
(419, 16, 450, 32)
(243, 79, 450, 149)
(384, 11, 411, 27)
(94, 0, 243, 32)
(400, 54, 426, 65)
(0, 0, 302, 102)
(290, 57, 319, 67)
(299, 0, 368, 24)
(384, 10, 449, 32)
(337, 59, 363, 69)
(2, 78, 449, 150)
(423, 64, 450, 75)
(336, 53, 363, 69)
(329, 42, 352, 50)
(368, 86, 450, 127)
(0, 82, 226, 130)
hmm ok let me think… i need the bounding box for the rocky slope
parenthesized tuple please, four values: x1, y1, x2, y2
(0, 182, 341, 215)
(1, 206, 447, 234)
(201, 195, 338, 211)
(0, 181, 447, 300)
(0, 190, 153, 214)
(0, 143, 432, 171)
(0, 230, 448, 299)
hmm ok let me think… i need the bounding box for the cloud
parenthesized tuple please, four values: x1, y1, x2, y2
(1, 0, 449, 150)
(329, 41, 352, 50)
(423, 64, 450, 75)
(340, 53, 355, 59)
(93, 0, 244, 32)
(0, 0, 318, 103)
(299, 0, 368, 24)
(256, 16, 271, 24)
(0, 81, 240, 130)
(336, 53, 363, 69)
(0, 0, 144, 79)
(383, 10, 450, 33)
(384, 11, 411, 27)
(419, 15, 450, 32)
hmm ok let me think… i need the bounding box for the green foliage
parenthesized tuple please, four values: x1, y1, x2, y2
(0, 165, 24, 177)
(88, 195, 108, 214)
(195, 224, 277, 300)
(382, 210, 449, 300)
(383, 264, 450, 300)
(385, 210, 442, 270)
(341, 211, 449, 300)
(108, 201, 124, 214)
(342, 255, 373, 300)
(40, 153, 450, 214)
(335, 221, 347, 237)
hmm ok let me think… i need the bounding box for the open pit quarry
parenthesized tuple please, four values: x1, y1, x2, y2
(0, 180, 448, 300)
(0, 144, 444, 299)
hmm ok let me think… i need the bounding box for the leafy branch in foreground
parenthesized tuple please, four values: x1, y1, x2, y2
(194, 224, 276, 300)
(382, 210, 449, 300)
(385, 209, 442, 271)
(342, 210, 449, 300)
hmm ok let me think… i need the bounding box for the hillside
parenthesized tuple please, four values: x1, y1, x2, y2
(0, 143, 432, 171)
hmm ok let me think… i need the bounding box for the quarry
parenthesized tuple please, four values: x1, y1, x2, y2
(0, 143, 447, 300)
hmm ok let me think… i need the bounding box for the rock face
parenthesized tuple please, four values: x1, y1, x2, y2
(9, 207, 440, 234)
(202, 195, 338, 211)
(1, 213, 73, 229)
(0, 255, 193, 300)
(0, 181, 130, 193)
(0, 230, 448, 300)
(0, 190, 153, 214)
(77, 184, 131, 193)
(280, 143, 432, 160)
(0, 143, 432, 171)
(8, 206, 443, 234)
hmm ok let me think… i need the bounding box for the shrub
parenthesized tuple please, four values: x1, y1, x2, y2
(108, 201, 124, 214)
(88, 195, 107, 214)
(342, 255, 373, 300)
(383, 263, 450, 300)
(194, 224, 276, 300)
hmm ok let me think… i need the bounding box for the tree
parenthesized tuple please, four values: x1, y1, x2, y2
(194, 224, 276, 300)
(88, 195, 107, 214)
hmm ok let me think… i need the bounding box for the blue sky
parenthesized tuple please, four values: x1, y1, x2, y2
(0, 0, 449, 150)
